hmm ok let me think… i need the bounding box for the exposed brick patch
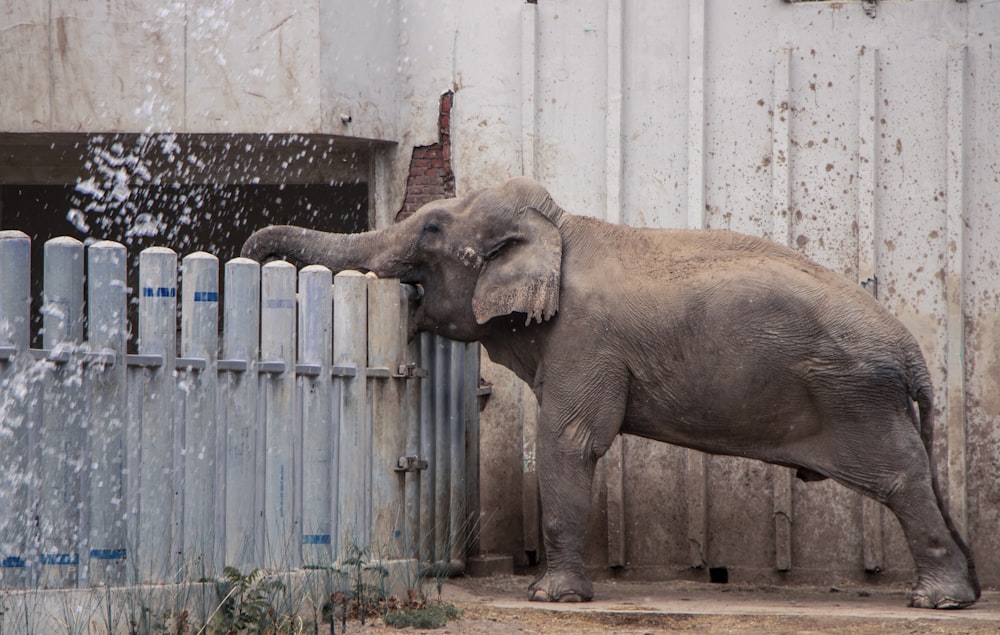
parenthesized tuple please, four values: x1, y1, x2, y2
(395, 91, 455, 222)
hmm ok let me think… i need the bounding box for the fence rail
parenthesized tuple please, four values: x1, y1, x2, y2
(0, 230, 479, 589)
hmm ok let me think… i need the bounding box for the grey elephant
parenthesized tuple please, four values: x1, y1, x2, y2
(242, 177, 979, 609)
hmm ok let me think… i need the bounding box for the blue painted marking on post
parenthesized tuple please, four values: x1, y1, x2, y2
(142, 287, 176, 298)
(41, 553, 80, 565)
(1, 556, 26, 568)
(302, 534, 332, 545)
(194, 291, 219, 302)
(266, 298, 295, 309)
(90, 548, 127, 560)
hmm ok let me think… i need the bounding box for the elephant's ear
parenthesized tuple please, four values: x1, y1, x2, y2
(472, 182, 563, 325)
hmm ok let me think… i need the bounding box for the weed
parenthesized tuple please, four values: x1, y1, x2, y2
(383, 601, 461, 629)
(204, 566, 285, 634)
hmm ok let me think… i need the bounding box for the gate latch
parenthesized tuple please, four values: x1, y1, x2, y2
(394, 455, 429, 473)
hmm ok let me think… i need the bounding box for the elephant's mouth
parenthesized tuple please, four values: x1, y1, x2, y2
(402, 281, 424, 311)
(408, 282, 425, 301)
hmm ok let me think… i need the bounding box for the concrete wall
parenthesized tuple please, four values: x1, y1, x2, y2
(3, 0, 1000, 588)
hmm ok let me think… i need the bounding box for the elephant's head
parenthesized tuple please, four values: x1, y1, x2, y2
(241, 177, 566, 340)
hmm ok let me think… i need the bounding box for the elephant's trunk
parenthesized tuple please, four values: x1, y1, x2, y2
(241, 224, 408, 276)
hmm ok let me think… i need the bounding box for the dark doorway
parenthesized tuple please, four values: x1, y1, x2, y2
(0, 133, 377, 349)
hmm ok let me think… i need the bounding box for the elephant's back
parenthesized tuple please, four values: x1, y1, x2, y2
(562, 216, 916, 352)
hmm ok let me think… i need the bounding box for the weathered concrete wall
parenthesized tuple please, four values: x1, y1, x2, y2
(1, 0, 321, 133)
(2, 0, 999, 589)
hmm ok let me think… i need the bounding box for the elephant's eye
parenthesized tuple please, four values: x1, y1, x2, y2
(423, 222, 442, 235)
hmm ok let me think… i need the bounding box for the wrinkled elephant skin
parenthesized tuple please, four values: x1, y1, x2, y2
(242, 177, 979, 610)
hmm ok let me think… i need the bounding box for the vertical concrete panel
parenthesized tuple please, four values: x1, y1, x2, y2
(702, 3, 776, 236)
(49, 1, 184, 130)
(618, 439, 687, 576)
(534, 0, 608, 218)
(872, 42, 952, 578)
(943, 44, 969, 538)
(769, 46, 794, 575)
(856, 46, 886, 572)
(187, 0, 321, 132)
(620, 0, 690, 229)
(447, 2, 524, 190)
(962, 24, 1000, 585)
(787, 47, 864, 276)
(321, 0, 398, 140)
(0, 2, 50, 130)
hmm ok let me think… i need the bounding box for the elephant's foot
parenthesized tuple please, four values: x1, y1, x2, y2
(907, 577, 979, 609)
(528, 570, 593, 603)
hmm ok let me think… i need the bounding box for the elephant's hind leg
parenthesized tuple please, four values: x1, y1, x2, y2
(828, 420, 978, 609)
(885, 475, 979, 609)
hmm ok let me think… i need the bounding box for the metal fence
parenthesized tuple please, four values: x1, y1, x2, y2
(0, 230, 479, 590)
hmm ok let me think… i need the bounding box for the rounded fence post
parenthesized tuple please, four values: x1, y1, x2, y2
(0, 230, 33, 588)
(0, 230, 30, 351)
(334, 271, 369, 560)
(368, 277, 406, 564)
(86, 240, 129, 586)
(260, 261, 298, 570)
(180, 251, 220, 580)
(38, 237, 85, 589)
(137, 246, 178, 583)
(298, 265, 333, 566)
(221, 257, 261, 571)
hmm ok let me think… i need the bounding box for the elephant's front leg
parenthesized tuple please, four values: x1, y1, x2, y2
(528, 433, 598, 602)
(528, 373, 625, 602)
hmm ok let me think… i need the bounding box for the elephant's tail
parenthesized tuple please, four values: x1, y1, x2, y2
(907, 347, 981, 599)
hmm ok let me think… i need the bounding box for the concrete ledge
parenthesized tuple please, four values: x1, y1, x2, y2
(466, 554, 515, 578)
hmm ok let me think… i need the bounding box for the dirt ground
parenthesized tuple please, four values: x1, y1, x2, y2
(359, 574, 999, 634)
